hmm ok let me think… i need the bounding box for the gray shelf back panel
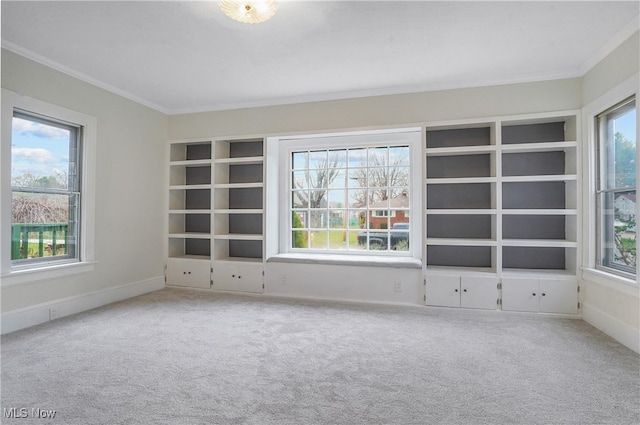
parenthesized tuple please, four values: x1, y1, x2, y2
(185, 214, 211, 233)
(427, 245, 492, 268)
(229, 164, 263, 184)
(502, 122, 565, 144)
(502, 182, 565, 209)
(427, 214, 492, 239)
(185, 238, 211, 257)
(229, 240, 263, 259)
(502, 151, 565, 176)
(427, 154, 491, 178)
(229, 140, 263, 158)
(229, 214, 263, 234)
(502, 247, 565, 269)
(185, 166, 211, 185)
(503, 215, 566, 240)
(185, 189, 211, 210)
(426, 127, 491, 148)
(427, 183, 492, 209)
(229, 187, 263, 209)
(186, 144, 211, 160)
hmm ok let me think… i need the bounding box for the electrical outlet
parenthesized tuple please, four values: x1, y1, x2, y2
(394, 281, 403, 292)
(49, 308, 59, 320)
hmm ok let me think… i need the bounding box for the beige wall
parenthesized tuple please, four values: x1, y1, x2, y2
(582, 31, 639, 106)
(579, 31, 640, 352)
(169, 78, 582, 139)
(1, 49, 168, 312)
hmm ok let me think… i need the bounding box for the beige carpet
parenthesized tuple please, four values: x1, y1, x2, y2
(2, 287, 639, 424)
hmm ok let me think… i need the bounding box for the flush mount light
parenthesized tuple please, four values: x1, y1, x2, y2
(219, 0, 278, 24)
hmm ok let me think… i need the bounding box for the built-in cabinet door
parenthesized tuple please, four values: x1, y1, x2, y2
(425, 275, 461, 308)
(460, 276, 498, 310)
(539, 278, 578, 314)
(502, 277, 577, 314)
(426, 274, 498, 309)
(166, 258, 211, 289)
(212, 261, 263, 293)
(501, 278, 539, 312)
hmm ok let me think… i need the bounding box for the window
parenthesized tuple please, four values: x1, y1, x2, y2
(10, 111, 82, 267)
(273, 128, 422, 259)
(1, 89, 96, 282)
(596, 96, 637, 278)
(374, 210, 396, 218)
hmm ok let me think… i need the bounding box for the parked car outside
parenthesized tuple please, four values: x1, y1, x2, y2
(357, 222, 409, 250)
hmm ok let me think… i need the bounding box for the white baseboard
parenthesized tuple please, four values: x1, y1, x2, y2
(582, 302, 640, 354)
(1, 276, 165, 335)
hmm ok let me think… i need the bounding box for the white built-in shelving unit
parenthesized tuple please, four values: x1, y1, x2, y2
(211, 138, 265, 293)
(166, 141, 213, 288)
(165, 112, 580, 313)
(166, 138, 265, 292)
(424, 111, 580, 314)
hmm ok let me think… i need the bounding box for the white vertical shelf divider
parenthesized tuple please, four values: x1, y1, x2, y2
(494, 121, 503, 277)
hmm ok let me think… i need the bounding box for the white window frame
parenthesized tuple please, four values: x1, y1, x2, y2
(595, 97, 636, 279)
(1, 90, 97, 285)
(265, 128, 422, 264)
(10, 110, 82, 267)
(582, 74, 639, 286)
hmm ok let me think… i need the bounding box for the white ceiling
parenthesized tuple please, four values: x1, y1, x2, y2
(2, 1, 639, 115)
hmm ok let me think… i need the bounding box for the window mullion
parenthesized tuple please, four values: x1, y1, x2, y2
(11, 187, 76, 196)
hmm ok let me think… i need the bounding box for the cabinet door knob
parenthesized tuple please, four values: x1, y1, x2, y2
(532, 293, 536, 296)
(454, 289, 458, 292)
(541, 293, 546, 296)
(463, 289, 467, 293)
(238, 275, 241, 279)
(232, 274, 235, 277)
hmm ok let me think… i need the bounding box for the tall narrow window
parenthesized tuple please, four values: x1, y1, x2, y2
(596, 97, 636, 278)
(10, 110, 82, 267)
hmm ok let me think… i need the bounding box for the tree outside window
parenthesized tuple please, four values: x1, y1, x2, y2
(10, 111, 81, 265)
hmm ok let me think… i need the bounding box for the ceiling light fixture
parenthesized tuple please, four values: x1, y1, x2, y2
(219, 0, 278, 24)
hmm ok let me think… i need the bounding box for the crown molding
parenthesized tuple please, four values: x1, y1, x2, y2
(578, 14, 640, 76)
(1, 41, 171, 115)
(167, 67, 583, 115)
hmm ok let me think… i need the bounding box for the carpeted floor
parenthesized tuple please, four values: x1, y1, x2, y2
(1, 287, 639, 425)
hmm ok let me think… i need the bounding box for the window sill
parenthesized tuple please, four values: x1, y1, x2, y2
(1, 261, 97, 287)
(581, 267, 639, 296)
(267, 253, 422, 269)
